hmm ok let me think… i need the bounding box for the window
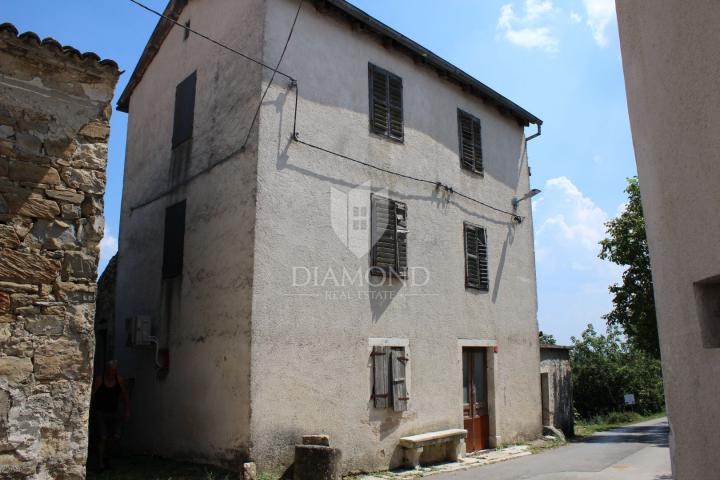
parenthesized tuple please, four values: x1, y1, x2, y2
(372, 346, 408, 411)
(695, 275, 720, 348)
(368, 63, 404, 141)
(458, 109, 483, 174)
(371, 195, 407, 278)
(162, 201, 186, 278)
(172, 71, 196, 148)
(464, 223, 489, 291)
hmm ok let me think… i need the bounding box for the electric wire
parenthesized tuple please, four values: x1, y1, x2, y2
(241, 0, 303, 150)
(126, 0, 526, 221)
(127, 0, 294, 81)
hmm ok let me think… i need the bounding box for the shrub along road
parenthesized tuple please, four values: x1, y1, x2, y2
(434, 417, 671, 480)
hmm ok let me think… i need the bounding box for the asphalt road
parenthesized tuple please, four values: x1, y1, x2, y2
(434, 418, 671, 480)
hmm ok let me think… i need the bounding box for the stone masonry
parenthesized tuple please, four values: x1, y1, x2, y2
(0, 23, 118, 478)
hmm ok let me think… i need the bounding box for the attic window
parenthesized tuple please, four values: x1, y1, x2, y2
(172, 71, 196, 148)
(183, 20, 191, 41)
(694, 275, 720, 348)
(458, 109, 483, 174)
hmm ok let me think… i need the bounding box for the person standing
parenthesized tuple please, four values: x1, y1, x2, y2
(91, 360, 130, 471)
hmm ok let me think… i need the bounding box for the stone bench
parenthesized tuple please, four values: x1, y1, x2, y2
(399, 429, 467, 469)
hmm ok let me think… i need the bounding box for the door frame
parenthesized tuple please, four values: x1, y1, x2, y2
(458, 339, 498, 448)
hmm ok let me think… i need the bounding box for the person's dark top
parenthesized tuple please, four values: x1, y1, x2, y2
(95, 375, 122, 414)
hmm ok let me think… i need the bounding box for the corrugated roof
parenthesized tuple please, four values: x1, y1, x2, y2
(117, 0, 542, 127)
(0, 22, 119, 72)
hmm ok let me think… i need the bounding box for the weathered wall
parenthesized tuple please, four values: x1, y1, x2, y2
(249, 0, 542, 473)
(114, 0, 264, 467)
(0, 24, 118, 479)
(539, 346, 573, 436)
(616, 1, 720, 478)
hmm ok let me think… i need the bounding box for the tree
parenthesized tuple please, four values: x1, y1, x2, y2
(571, 324, 664, 418)
(599, 177, 659, 358)
(539, 331, 557, 345)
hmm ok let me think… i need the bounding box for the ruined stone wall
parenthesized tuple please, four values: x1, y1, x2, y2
(539, 347, 573, 437)
(0, 24, 118, 478)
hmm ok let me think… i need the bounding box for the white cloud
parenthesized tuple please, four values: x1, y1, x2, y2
(99, 228, 118, 274)
(570, 11, 583, 23)
(582, 0, 616, 47)
(497, 0, 559, 53)
(539, 176, 608, 251)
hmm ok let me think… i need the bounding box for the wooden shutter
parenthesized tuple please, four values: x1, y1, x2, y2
(395, 201, 408, 278)
(372, 196, 408, 278)
(162, 200, 187, 278)
(464, 224, 481, 289)
(477, 227, 489, 291)
(369, 64, 404, 141)
(388, 75, 403, 140)
(372, 346, 390, 408)
(465, 223, 489, 291)
(391, 347, 409, 412)
(458, 110, 483, 174)
(172, 71, 197, 148)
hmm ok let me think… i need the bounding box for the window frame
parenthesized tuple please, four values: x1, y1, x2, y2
(368, 63, 404, 143)
(369, 338, 410, 412)
(464, 222, 490, 292)
(370, 194, 408, 279)
(457, 108, 484, 175)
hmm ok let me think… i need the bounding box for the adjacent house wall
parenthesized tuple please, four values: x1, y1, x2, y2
(114, 0, 265, 466)
(0, 24, 118, 478)
(249, 0, 542, 473)
(539, 346, 573, 436)
(616, 1, 720, 478)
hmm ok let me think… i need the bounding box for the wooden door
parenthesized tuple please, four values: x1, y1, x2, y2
(463, 348, 489, 452)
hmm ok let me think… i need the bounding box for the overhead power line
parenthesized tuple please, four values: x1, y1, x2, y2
(127, 0, 294, 81)
(126, 0, 525, 222)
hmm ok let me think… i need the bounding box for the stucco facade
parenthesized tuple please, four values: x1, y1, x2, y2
(616, 1, 720, 479)
(539, 345, 573, 437)
(115, 0, 543, 474)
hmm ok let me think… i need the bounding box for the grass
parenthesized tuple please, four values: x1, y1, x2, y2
(574, 410, 666, 438)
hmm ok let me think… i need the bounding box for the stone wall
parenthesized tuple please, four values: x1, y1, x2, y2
(539, 346, 573, 437)
(0, 23, 118, 479)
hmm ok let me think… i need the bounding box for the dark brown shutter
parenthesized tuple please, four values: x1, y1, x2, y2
(372, 196, 408, 278)
(162, 200, 187, 278)
(369, 65, 389, 135)
(372, 195, 396, 272)
(391, 347, 409, 412)
(464, 223, 489, 291)
(372, 346, 390, 408)
(458, 110, 483, 173)
(172, 71, 197, 148)
(388, 75, 403, 140)
(464, 223, 480, 289)
(369, 64, 403, 141)
(395, 201, 408, 278)
(477, 227, 489, 291)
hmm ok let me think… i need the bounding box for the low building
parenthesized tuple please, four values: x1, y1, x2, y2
(539, 345, 573, 437)
(616, 1, 720, 478)
(114, 0, 544, 474)
(0, 23, 118, 478)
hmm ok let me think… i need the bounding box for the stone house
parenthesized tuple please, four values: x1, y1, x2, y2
(114, 0, 543, 474)
(539, 345, 573, 437)
(0, 23, 118, 478)
(617, 1, 720, 478)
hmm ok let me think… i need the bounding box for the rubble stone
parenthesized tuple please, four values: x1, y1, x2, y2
(0, 25, 118, 478)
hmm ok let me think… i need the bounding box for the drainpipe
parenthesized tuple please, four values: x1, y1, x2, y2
(526, 123, 542, 142)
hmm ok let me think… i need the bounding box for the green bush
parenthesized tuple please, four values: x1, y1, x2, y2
(571, 325, 665, 419)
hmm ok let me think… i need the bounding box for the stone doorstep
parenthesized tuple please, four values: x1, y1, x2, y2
(353, 445, 532, 479)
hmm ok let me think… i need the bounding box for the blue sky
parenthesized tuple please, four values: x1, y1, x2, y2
(3, 0, 635, 344)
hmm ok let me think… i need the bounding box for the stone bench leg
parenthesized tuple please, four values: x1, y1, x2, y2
(404, 447, 423, 469)
(447, 439, 465, 462)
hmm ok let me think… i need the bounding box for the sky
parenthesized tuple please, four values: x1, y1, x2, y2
(3, 0, 636, 344)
